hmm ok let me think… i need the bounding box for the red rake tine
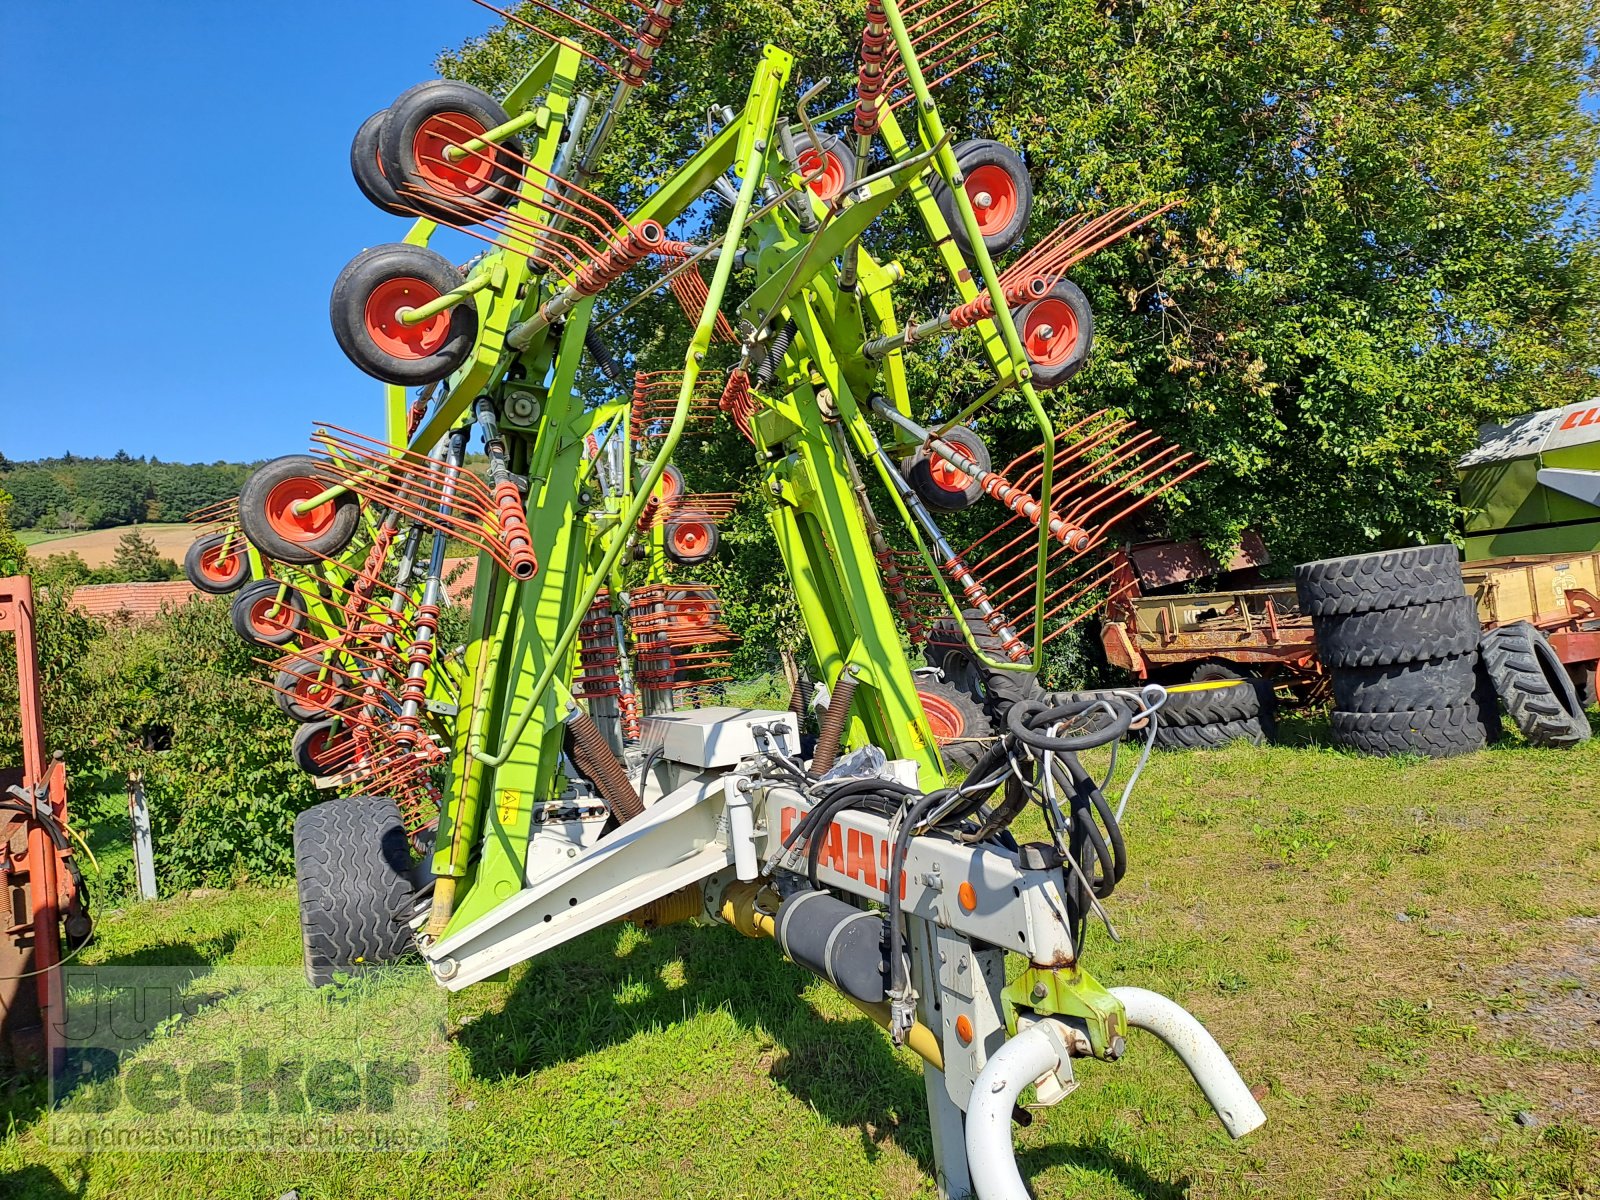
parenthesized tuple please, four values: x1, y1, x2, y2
(465, 0, 630, 81)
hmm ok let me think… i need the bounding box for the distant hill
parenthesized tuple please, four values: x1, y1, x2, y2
(0, 452, 256, 532)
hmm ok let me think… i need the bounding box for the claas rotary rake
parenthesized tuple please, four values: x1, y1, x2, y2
(190, 1, 1265, 1193)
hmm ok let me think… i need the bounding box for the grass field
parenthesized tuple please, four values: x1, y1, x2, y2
(18, 524, 203, 566)
(3, 720, 1598, 1199)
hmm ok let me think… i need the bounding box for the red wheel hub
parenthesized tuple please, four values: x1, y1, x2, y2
(670, 521, 710, 556)
(800, 148, 848, 201)
(264, 477, 339, 543)
(295, 669, 337, 708)
(364, 276, 451, 360)
(1023, 297, 1081, 367)
(411, 111, 495, 195)
(963, 163, 1020, 235)
(200, 543, 241, 582)
(927, 453, 974, 493)
(918, 691, 966, 741)
(250, 594, 298, 637)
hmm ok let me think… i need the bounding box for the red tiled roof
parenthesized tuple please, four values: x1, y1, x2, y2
(443, 557, 478, 603)
(69, 581, 203, 620)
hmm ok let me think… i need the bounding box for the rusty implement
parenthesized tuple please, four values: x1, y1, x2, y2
(0, 576, 90, 1072)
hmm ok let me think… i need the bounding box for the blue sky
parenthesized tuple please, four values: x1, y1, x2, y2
(2, 7, 1597, 464)
(0, 1, 496, 463)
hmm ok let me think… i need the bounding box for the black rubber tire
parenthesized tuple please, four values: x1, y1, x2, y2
(1329, 703, 1487, 759)
(663, 511, 719, 566)
(351, 110, 411, 216)
(1294, 545, 1463, 617)
(330, 243, 479, 386)
(1153, 717, 1265, 750)
(926, 607, 1042, 714)
(797, 132, 856, 202)
(931, 139, 1032, 258)
(1571, 663, 1599, 710)
(656, 463, 686, 504)
(1313, 595, 1480, 669)
(238, 454, 363, 565)
(183, 531, 251, 595)
(230, 579, 307, 648)
(904, 426, 991, 512)
(1015, 279, 1094, 390)
(1328, 652, 1478, 714)
(379, 80, 521, 223)
(1158, 679, 1262, 726)
(294, 796, 417, 987)
(292, 718, 356, 776)
(917, 678, 992, 771)
(275, 656, 351, 723)
(1478, 622, 1592, 747)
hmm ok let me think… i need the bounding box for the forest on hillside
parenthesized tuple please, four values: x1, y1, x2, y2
(0, 451, 255, 530)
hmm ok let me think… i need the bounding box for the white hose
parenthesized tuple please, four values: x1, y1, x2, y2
(965, 1020, 1066, 1200)
(1112, 986, 1266, 1138)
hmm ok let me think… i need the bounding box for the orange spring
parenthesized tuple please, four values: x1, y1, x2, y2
(492, 480, 538, 579)
(574, 221, 665, 295)
(947, 277, 1050, 330)
(855, 0, 891, 136)
(619, 692, 640, 740)
(619, 0, 685, 86)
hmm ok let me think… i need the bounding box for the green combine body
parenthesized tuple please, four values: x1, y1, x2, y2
(1459, 399, 1600, 559)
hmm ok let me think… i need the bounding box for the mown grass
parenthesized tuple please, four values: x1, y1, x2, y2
(3, 720, 1598, 1199)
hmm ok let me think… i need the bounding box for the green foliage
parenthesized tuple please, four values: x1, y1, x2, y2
(109, 526, 182, 583)
(0, 454, 253, 532)
(441, 0, 1600, 580)
(0, 488, 27, 577)
(0, 574, 318, 891)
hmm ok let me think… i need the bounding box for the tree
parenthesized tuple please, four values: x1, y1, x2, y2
(111, 527, 180, 582)
(440, 0, 1600, 566)
(3, 469, 68, 530)
(0, 488, 27, 577)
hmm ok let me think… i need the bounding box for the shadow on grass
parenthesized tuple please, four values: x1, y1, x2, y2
(1018, 1140, 1191, 1200)
(455, 922, 1184, 1194)
(0, 933, 239, 1140)
(0, 1162, 83, 1200)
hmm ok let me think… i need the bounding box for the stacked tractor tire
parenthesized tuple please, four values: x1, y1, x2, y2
(1146, 676, 1275, 750)
(1295, 544, 1592, 757)
(1295, 546, 1486, 758)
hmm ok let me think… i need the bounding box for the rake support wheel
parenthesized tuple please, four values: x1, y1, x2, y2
(239, 454, 362, 565)
(904, 426, 991, 512)
(1016, 279, 1094, 390)
(797, 133, 856, 203)
(183, 531, 251, 594)
(379, 80, 522, 223)
(664, 512, 719, 566)
(230, 579, 307, 648)
(330, 243, 479, 386)
(275, 656, 351, 723)
(351, 110, 410, 216)
(932, 139, 1033, 258)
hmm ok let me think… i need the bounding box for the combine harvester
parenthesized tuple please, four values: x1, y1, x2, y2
(196, 1, 1264, 1193)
